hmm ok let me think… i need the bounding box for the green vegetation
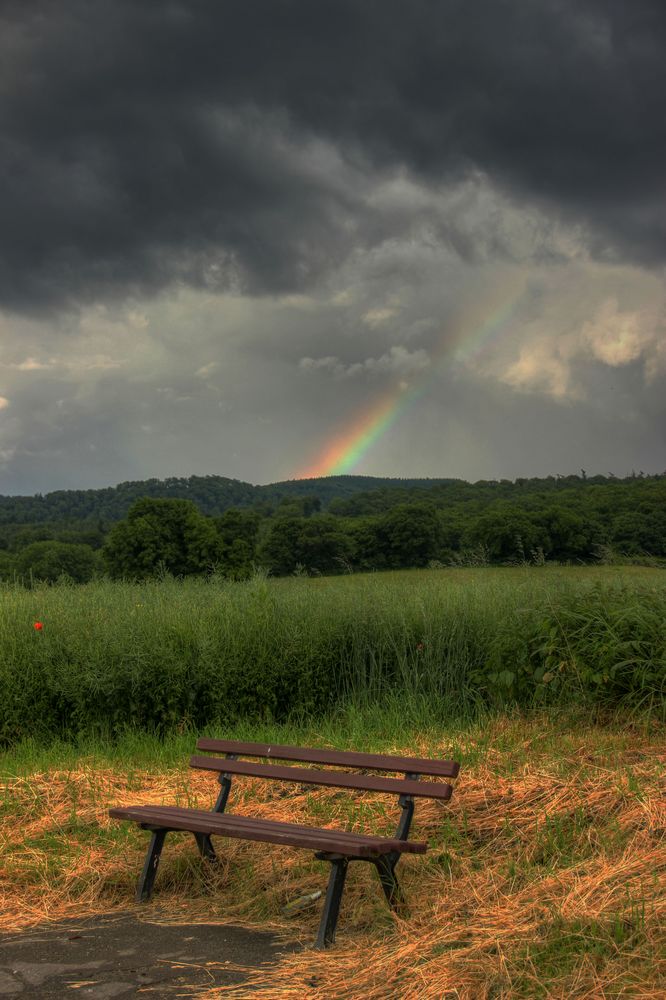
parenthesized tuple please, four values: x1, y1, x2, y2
(102, 497, 221, 579)
(503, 910, 657, 999)
(1, 567, 663, 746)
(2, 479, 662, 995)
(1, 472, 664, 583)
(0, 473, 452, 525)
(14, 540, 102, 583)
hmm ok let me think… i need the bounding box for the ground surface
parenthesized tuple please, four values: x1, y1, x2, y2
(2, 714, 664, 998)
(0, 913, 292, 998)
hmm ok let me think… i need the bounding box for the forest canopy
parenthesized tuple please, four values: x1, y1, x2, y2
(0, 472, 664, 581)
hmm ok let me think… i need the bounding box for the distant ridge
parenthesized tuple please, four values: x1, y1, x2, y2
(1, 470, 662, 527)
(0, 474, 459, 525)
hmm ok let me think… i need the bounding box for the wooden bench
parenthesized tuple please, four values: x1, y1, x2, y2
(109, 738, 461, 948)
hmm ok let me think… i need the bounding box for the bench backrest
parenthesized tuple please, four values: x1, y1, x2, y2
(196, 738, 460, 778)
(191, 738, 460, 813)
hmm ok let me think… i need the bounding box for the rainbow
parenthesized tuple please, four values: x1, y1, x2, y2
(295, 276, 525, 479)
(296, 382, 426, 478)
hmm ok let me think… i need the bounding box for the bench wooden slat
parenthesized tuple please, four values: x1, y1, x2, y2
(196, 738, 460, 778)
(190, 754, 453, 800)
(108, 806, 427, 856)
(116, 804, 406, 846)
(110, 804, 425, 852)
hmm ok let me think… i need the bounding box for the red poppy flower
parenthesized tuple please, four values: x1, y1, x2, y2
(416, 642, 424, 652)
(33, 621, 44, 631)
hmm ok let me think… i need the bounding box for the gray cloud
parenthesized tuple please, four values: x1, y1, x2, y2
(1, 1, 665, 492)
(299, 346, 430, 380)
(1, 0, 666, 313)
(0, 239, 663, 491)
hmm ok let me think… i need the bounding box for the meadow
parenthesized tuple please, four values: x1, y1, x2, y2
(1, 566, 664, 997)
(1, 566, 664, 745)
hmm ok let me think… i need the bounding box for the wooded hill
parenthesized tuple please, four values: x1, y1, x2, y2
(0, 474, 455, 525)
(0, 472, 664, 581)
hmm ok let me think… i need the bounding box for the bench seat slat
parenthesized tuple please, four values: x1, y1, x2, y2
(115, 804, 406, 845)
(196, 738, 459, 779)
(110, 805, 424, 851)
(190, 755, 453, 800)
(108, 806, 427, 856)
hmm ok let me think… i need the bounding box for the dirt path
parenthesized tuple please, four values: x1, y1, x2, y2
(0, 912, 295, 997)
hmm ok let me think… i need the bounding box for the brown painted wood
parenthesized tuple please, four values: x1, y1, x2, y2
(110, 805, 424, 851)
(196, 738, 460, 778)
(189, 755, 453, 800)
(108, 806, 427, 856)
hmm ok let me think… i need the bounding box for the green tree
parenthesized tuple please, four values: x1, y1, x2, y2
(540, 507, 602, 561)
(276, 495, 322, 517)
(16, 541, 100, 583)
(103, 498, 220, 578)
(0, 550, 16, 580)
(258, 517, 304, 575)
(214, 508, 261, 577)
(611, 508, 666, 556)
(349, 516, 387, 571)
(296, 515, 355, 572)
(374, 503, 442, 568)
(259, 515, 355, 575)
(467, 507, 545, 562)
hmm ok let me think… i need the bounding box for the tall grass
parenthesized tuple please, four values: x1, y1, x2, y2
(0, 566, 664, 745)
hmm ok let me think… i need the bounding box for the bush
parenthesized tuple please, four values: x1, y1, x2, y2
(477, 583, 666, 714)
(15, 541, 100, 584)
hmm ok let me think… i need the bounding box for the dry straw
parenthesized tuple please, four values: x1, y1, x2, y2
(1, 718, 664, 998)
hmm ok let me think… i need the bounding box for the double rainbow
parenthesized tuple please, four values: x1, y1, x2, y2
(295, 278, 525, 479)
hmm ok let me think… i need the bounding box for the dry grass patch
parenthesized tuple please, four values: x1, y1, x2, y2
(1, 716, 664, 998)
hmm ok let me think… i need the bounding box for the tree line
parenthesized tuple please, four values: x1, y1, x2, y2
(0, 473, 453, 525)
(0, 471, 664, 582)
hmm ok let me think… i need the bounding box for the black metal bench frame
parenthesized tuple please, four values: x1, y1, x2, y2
(110, 740, 460, 949)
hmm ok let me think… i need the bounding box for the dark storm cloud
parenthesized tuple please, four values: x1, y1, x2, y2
(1, 0, 665, 312)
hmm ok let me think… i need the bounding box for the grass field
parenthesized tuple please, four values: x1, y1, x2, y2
(1, 566, 664, 745)
(1, 710, 664, 998)
(1, 567, 664, 996)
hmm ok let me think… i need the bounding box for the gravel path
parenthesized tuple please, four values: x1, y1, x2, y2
(0, 912, 294, 997)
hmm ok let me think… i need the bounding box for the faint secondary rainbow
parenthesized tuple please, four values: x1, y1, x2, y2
(295, 276, 525, 479)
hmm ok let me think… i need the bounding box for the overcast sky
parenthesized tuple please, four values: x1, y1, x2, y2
(0, 0, 664, 494)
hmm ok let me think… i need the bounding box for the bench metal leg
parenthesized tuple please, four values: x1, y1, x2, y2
(136, 829, 167, 902)
(315, 858, 348, 949)
(193, 833, 217, 863)
(374, 856, 407, 914)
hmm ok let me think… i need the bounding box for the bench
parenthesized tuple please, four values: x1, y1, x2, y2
(109, 738, 461, 948)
